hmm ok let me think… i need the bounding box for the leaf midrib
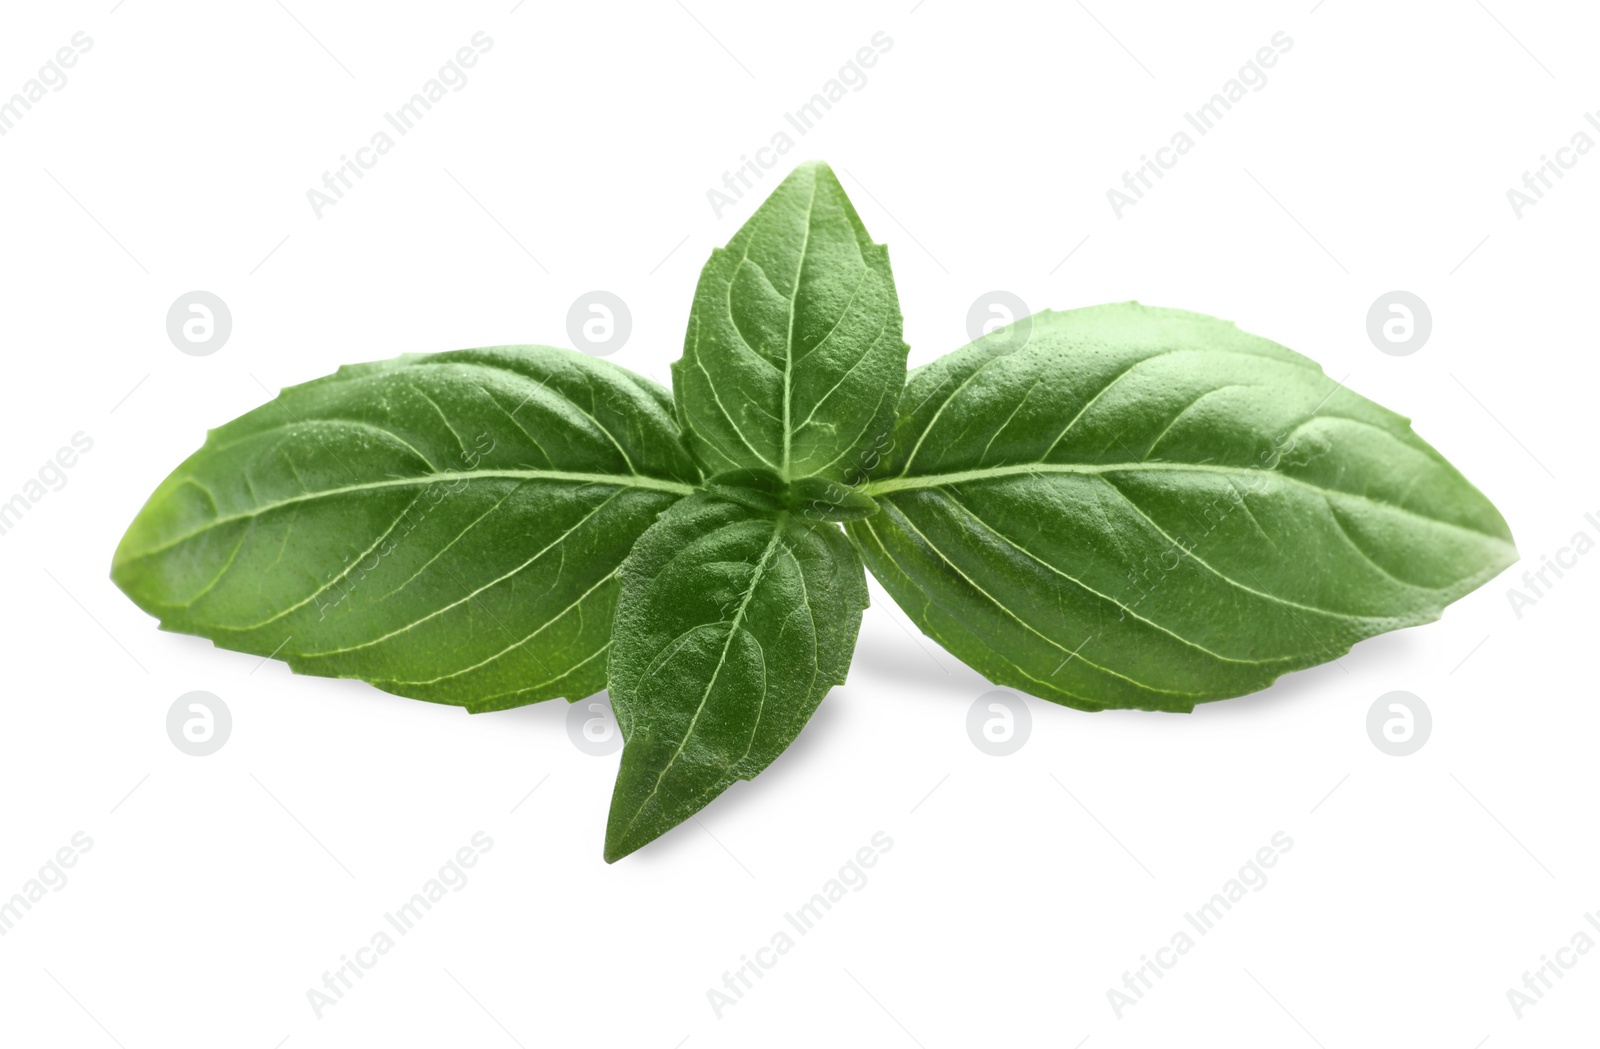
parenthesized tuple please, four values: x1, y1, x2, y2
(781, 177, 821, 478)
(614, 514, 787, 847)
(862, 461, 1511, 544)
(117, 469, 696, 564)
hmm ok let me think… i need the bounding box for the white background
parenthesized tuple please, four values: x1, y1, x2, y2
(2, 0, 1595, 1045)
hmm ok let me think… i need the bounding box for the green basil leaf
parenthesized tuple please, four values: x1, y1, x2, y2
(604, 494, 867, 861)
(672, 160, 908, 483)
(111, 347, 699, 712)
(852, 303, 1517, 712)
(787, 476, 880, 522)
(700, 468, 880, 522)
(701, 466, 789, 514)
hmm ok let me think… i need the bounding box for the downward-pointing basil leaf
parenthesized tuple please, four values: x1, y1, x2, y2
(852, 303, 1517, 711)
(112, 347, 699, 712)
(673, 160, 908, 482)
(604, 493, 867, 862)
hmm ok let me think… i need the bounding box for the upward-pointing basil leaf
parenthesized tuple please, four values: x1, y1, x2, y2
(112, 347, 699, 712)
(673, 160, 908, 482)
(604, 493, 867, 862)
(852, 303, 1517, 711)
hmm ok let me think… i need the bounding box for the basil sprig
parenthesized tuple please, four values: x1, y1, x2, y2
(113, 162, 1515, 860)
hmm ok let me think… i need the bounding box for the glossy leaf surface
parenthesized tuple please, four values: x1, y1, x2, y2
(605, 494, 866, 860)
(673, 161, 907, 482)
(113, 347, 698, 711)
(852, 304, 1517, 711)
